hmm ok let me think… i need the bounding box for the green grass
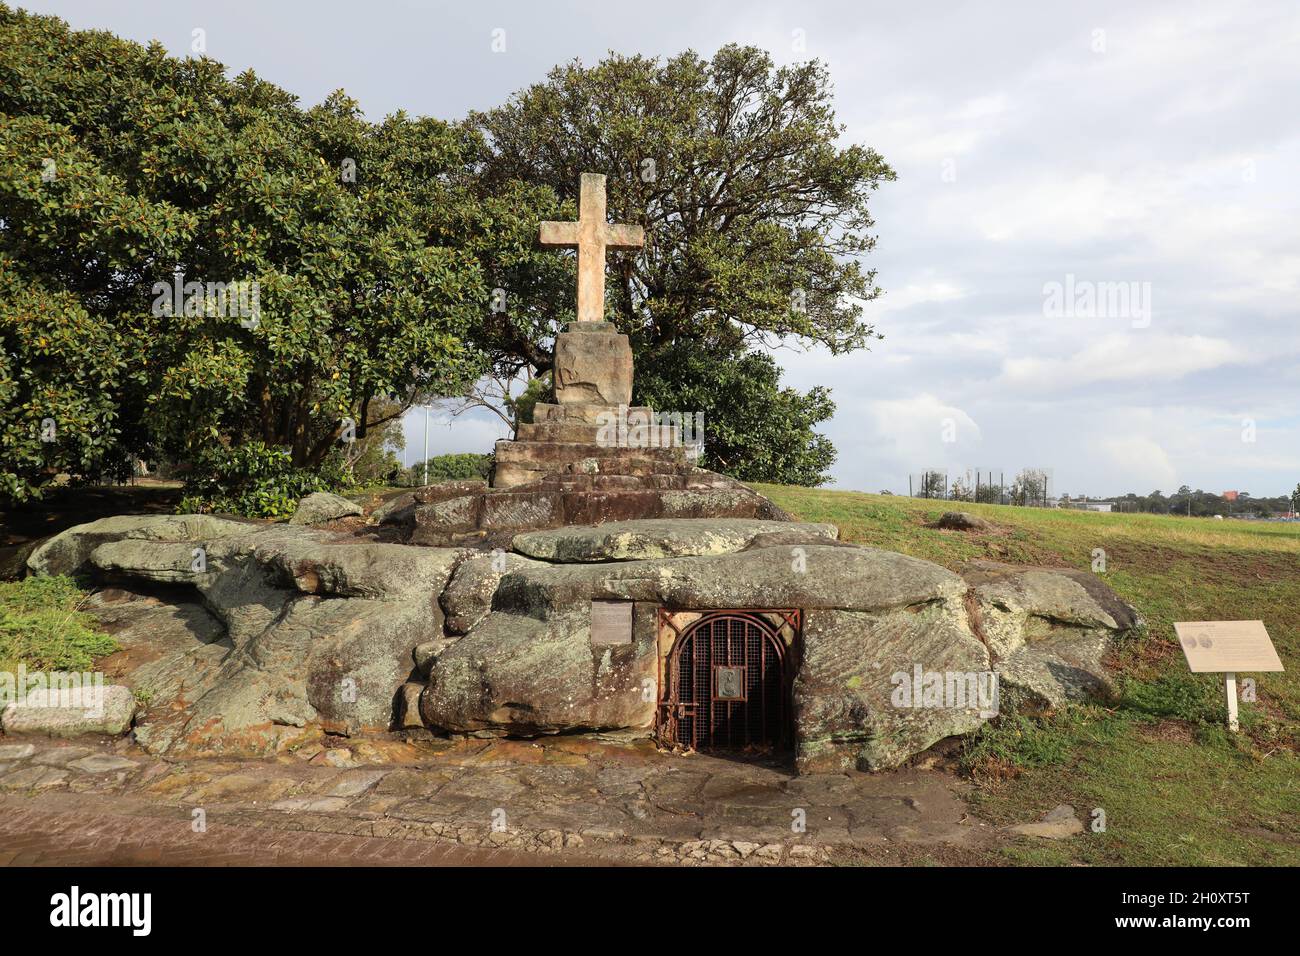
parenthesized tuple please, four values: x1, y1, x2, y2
(754, 485, 1300, 866)
(0, 575, 119, 674)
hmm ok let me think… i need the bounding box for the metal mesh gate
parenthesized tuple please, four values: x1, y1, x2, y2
(661, 612, 789, 752)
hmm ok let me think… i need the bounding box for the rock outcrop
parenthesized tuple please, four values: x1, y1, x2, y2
(26, 516, 456, 757)
(961, 560, 1140, 708)
(512, 518, 839, 562)
(25, 514, 1141, 770)
(928, 511, 993, 532)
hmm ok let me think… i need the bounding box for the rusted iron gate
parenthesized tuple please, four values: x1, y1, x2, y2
(657, 610, 800, 752)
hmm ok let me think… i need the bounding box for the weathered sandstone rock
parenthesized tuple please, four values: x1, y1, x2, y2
(22, 514, 1141, 771)
(27, 513, 254, 577)
(511, 518, 839, 562)
(961, 560, 1140, 707)
(492, 544, 966, 615)
(440, 551, 543, 635)
(551, 322, 633, 406)
(928, 511, 993, 532)
(420, 606, 657, 736)
(1, 684, 137, 738)
(289, 491, 363, 525)
(27, 516, 453, 756)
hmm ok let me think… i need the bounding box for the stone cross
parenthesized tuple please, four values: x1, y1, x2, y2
(539, 173, 644, 323)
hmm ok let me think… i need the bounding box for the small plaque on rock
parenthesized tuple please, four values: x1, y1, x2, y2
(590, 601, 633, 645)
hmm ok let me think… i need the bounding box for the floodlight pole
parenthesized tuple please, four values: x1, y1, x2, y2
(422, 405, 429, 487)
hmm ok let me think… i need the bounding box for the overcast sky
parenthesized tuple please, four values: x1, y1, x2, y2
(28, 1, 1300, 496)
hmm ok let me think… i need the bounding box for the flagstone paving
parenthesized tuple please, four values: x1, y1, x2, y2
(0, 733, 1000, 866)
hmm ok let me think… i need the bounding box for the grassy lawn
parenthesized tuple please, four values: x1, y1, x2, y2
(754, 484, 1300, 866)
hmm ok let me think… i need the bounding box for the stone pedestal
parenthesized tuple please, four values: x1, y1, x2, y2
(552, 321, 633, 406)
(489, 322, 687, 490)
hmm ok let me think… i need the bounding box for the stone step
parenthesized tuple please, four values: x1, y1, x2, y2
(491, 442, 686, 476)
(533, 402, 654, 425)
(515, 421, 603, 443)
(411, 485, 788, 541)
(493, 459, 687, 491)
(496, 439, 685, 459)
(515, 420, 684, 445)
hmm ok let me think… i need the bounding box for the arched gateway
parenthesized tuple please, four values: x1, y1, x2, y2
(657, 610, 799, 752)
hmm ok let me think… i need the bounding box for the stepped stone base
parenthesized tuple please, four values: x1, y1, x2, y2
(516, 419, 681, 445)
(533, 401, 649, 424)
(495, 395, 695, 489)
(375, 468, 792, 550)
(380, 316, 765, 547)
(494, 437, 688, 490)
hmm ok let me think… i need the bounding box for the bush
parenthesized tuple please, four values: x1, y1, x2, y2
(178, 441, 352, 519)
(0, 575, 119, 673)
(405, 452, 493, 484)
(513, 374, 551, 427)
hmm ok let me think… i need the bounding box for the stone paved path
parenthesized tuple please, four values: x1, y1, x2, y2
(0, 734, 999, 866)
(0, 794, 593, 866)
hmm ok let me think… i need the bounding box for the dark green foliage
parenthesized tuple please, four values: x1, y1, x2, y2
(406, 452, 493, 484)
(634, 340, 835, 485)
(0, 5, 498, 500)
(178, 441, 350, 519)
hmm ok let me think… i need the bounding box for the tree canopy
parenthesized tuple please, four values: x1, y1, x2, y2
(2, 9, 892, 499)
(0, 4, 496, 500)
(472, 46, 894, 484)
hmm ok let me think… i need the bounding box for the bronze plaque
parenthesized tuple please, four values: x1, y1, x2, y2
(714, 665, 747, 701)
(1173, 620, 1284, 673)
(590, 601, 633, 645)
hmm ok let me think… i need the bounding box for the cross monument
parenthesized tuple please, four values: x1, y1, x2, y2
(539, 173, 644, 323)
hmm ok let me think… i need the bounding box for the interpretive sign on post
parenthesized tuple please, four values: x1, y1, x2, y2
(1173, 620, 1284, 731)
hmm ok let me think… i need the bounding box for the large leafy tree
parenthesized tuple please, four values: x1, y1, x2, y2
(634, 339, 835, 485)
(0, 5, 492, 500)
(471, 45, 894, 484)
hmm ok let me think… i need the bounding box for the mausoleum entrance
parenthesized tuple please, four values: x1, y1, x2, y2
(656, 609, 800, 753)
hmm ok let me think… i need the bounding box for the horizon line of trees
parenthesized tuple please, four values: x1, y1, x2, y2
(905, 469, 1300, 517)
(1069, 487, 1298, 518)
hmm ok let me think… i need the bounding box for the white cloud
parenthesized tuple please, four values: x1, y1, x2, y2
(1092, 435, 1179, 490)
(867, 392, 982, 461)
(873, 280, 968, 314)
(998, 334, 1250, 391)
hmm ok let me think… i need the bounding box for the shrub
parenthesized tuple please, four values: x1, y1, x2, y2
(405, 452, 494, 484)
(178, 441, 352, 519)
